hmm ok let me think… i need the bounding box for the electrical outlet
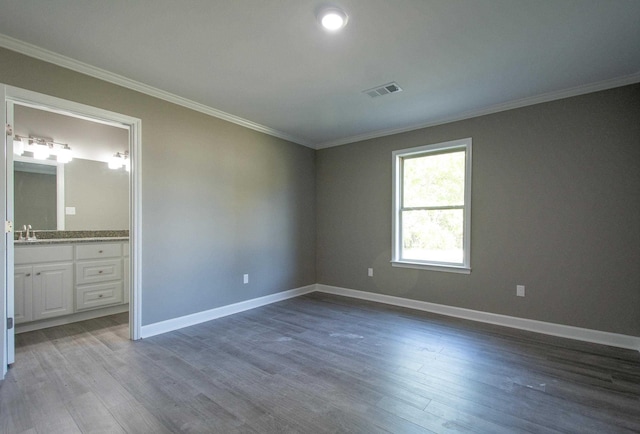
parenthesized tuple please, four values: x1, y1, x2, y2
(368, 268, 373, 277)
(243, 274, 249, 284)
(516, 285, 525, 297)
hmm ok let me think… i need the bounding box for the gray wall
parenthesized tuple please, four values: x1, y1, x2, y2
(0, 47, 317, 325)
(64, 158, 129, 230)
(317, 84, 640, 337)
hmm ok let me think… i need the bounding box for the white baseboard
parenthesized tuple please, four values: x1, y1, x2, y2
(140, 285, 316, 338)
(316, 284, 640, 352)
(138, 282, 639, 351)
(16, 304, 129, 334)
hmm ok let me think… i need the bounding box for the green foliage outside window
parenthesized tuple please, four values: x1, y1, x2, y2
(401, 150, 465, 263)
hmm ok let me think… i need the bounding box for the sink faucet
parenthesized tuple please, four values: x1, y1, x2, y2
(25, 224, 36, 241)
(18, 224, 37, 241)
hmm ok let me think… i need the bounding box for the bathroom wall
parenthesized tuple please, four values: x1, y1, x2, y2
(64, 158, 129, 230)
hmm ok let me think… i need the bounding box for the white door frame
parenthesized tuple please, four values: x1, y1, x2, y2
(5, 99, 15, 366)
(1, 85, 7, 378)
(2, 85, 142, 378)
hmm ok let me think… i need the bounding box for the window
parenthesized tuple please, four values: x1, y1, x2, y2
(392, 138, 471, 273)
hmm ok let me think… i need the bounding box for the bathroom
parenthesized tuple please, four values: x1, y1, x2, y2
(11, 104, 131, 335)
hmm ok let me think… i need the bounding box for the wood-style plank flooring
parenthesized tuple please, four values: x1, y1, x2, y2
(1, 292, 639, 433)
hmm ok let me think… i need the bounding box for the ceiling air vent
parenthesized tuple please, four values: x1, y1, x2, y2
(363, 82, 403, 98)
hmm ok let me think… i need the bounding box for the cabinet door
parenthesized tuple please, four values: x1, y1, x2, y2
(32, 263, 73, 321)
(14, 266, 33, 324)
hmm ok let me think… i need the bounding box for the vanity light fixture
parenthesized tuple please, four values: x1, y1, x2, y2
(108, 150, 129, 170)
(13, 134, 73, 163)
(108, 152, 124, 169)
(317, 6, 348, 31)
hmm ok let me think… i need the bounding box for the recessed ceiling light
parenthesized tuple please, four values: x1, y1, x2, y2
(318, 7, 348, 32)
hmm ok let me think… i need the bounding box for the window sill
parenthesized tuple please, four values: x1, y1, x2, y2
(391, 261, 471, 274)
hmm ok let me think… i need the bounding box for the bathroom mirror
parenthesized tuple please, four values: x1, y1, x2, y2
(13, 156, 129, 232)
(14, 159, 60, 230)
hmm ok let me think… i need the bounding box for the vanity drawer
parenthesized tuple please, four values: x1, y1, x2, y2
(76, 281, 123, 310)
(76, 259, 122, 284)
(75, 243, 122, 260)
(15, 245, 74, 265)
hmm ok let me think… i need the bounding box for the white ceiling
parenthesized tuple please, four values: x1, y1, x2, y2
(1, 0, 639, 149)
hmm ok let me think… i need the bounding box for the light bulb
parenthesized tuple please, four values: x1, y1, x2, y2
(33, 143, 50, 160)
(57, 145, 73, 163)
(319, 7, 348, 31)
(13, 137, 24, 156)
(322, 13, 344, 30)
(108, 153, 123, 169)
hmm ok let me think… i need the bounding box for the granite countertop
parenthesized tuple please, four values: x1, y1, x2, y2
(14, 230, 129, 246)
(15, 237, 129, 246)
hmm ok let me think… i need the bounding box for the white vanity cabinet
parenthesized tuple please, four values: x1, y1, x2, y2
(75, 243, 124, 311)
(14, 240, 128, 326)
(14, 245, 74, 323)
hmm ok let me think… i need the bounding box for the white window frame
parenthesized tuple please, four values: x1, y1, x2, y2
(391, 138, 472, 274)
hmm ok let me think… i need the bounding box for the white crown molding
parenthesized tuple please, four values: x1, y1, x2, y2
(315, 72, 640, 149)
(316, 284, 640, 352)
(140, 284, 316, 338)
(0, 33, 314, 148)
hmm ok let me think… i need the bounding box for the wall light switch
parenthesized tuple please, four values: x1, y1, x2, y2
(243, 274, 249, 284)
(368, 268, 373, 277)
(65, 207, 76, 215)
(517, 285, 525, 297)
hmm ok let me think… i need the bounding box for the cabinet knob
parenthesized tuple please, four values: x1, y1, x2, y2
(98, 270, 103, 274)
(25, 273, 31, 277)
(98, 250, 103, 253)
(98, 294, 103, 298)
(36, 272, 41, 276)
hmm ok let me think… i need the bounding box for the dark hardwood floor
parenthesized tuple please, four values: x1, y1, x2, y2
(1, 292, 639, 433)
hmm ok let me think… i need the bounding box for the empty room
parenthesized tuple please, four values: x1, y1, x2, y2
(0, 1, 639, 433)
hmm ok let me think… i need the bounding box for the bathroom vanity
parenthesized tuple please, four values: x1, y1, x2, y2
(14, 237, 129, 332)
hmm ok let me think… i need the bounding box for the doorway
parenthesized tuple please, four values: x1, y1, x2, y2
(2, 85, 141, 378)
